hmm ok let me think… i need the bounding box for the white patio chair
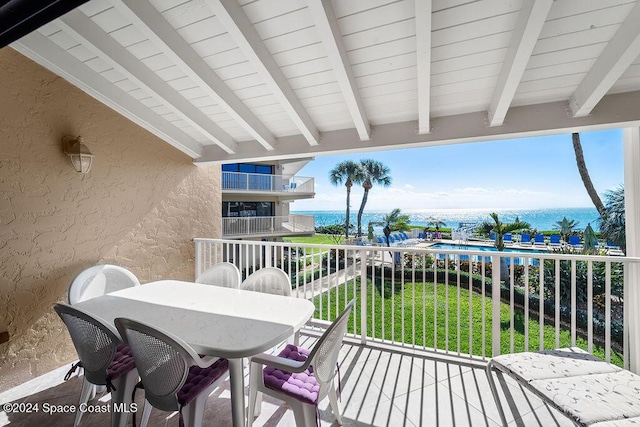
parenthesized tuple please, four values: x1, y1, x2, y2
(67, 264, 140, 400)
(241, 267, 292, 296)
(114, 317, 229, 427)
(54, 303, 138, 427)
(195, 262, 241, 288)
(68, 264, 140, 304)
(241, 267, 298, 345)
(247, 299, 355, 426)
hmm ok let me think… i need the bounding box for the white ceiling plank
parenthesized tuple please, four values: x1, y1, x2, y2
(114, 0, 276, 151)
(208, 0, 320, 145)
(415, 0, 432, 134)
(196, 90, 640, 164)
(58, 9, 237, 154)
(570, 1, 640, 117)
(487, 0, 553, 127)
(11, 32, 203, 158)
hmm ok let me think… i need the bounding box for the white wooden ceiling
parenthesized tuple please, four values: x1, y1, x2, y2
(12, 0, 640, 164)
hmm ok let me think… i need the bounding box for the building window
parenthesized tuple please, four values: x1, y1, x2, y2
(222, 163, 274, 174)
(222, 202, 274, 218)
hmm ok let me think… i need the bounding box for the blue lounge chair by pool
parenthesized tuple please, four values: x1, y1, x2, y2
(490, 232, 496, 241)
(401, 232, 409, 240)
(569, 235, 582, 247)
(504, 234, 513, 244)
(549, 234, 562, 246)
(418, 232, 426, 239)
(520, 233, 531, 245)
(607, 239, 621, 250)
(376, 236, 384, 244)
(534, 234, 545, 245)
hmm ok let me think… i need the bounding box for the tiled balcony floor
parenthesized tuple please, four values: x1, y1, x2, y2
(0, 333, 572, 426)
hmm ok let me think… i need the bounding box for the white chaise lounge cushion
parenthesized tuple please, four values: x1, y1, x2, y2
(491, 347, 621, 382)
(490, 347, 640, 426)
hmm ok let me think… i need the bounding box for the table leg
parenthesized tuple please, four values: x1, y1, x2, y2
(228, 358, 245, 427)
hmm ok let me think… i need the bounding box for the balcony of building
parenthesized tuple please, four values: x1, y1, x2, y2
(222, 172, 314, 200)
(222, 214, 315, 239)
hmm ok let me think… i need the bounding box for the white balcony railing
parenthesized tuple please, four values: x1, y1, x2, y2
(221, 214, 314, 237)
(195, 238, 640, 367)
(222, 172, 314, 193)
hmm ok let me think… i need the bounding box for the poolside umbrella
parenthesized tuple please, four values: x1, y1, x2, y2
(583, 223, 597, 253)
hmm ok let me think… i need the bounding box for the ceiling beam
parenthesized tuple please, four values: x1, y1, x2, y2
(113, 0, 276, 151)
(207, 0, 320, 146)
(195, 90, 640, 164)
(306, 0, 369, 140)
(570, 1, 640, 118)
(487, 0, 552, 127)
(12, 31, 203, 158)
(415, 0, 432, 134)
(58, 9, 237, 154)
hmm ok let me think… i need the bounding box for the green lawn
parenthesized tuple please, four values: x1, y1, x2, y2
(284, 234, 344, 245)
(313, 277, 623, 367)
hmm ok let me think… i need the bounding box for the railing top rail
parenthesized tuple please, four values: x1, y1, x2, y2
(193, 238, 639, 263)
(221, 214, 314, 220)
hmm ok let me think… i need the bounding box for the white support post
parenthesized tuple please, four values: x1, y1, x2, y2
(491, 255, 502, 357)
(624, 127, 640, 373)
(360, 249, 368, 344)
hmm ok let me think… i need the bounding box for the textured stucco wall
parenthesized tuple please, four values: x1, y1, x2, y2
(0, 48, 221, 392)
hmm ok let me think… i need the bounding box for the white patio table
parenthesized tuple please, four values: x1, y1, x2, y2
(74, 279, 315, 427)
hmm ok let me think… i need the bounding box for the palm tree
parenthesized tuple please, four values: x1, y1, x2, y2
(554, 217, 580, 243)
(483, 213, 530, 251)
(329, 161, 364, 239)
(355, 159, 391, 237)
(572, 133, 606, 217)
(599, 185, 625, 251)
(382, 208, 410, 247)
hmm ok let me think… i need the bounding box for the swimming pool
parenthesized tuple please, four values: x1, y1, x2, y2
(426, 242, 546, 265)
(429, 242, 547, 254)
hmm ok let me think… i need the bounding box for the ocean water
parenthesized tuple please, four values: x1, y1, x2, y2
(292, 207, 602, 233)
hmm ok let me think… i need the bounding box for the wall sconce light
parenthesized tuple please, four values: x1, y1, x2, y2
(62, 135, 94, 173)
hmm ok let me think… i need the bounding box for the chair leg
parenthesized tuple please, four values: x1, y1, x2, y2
(485, 361, 508, 427)
(247, 361, 263, 425)
(328, 383, 342, 425)
(109, 370, 138, 427)
(181, 394, 207, 427)
(291, 401, 317, 427)
(139, 400, 152, 427)
(74, 378, 94, 427)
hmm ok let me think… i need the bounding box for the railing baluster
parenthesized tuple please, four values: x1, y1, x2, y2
(588, 260, 593, 354)
(412, 252, 416, 347)
(571, 259, 577, 346)
(469, 256, 473, 357)
(539, 257, 544, 351)
(360, 248, 367, 344)
(510, 256, 514, 354)
(433, 254, 438, 351)
(606, 261, 612, 362)
(456, 254, 461, 355)
(555, 259, 560, 349)
(446, 254, 450, 353)
(524, 260, 529, 352)
(481, 258, 486, 358)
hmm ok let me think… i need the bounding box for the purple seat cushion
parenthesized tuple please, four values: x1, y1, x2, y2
(106, 344, 136, 380)
(177, 358, 229, 407)
(263, 344, 319, 405)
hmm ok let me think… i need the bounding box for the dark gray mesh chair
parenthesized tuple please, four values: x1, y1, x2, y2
(54, 303, 138, 427)
(115, 318, 229, 427)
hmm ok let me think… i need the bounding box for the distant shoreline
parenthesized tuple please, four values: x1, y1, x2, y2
(292, 207, 601, 232)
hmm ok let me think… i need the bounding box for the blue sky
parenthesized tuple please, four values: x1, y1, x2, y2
(292, 129, 624, 211)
